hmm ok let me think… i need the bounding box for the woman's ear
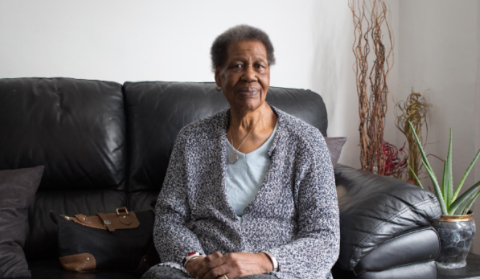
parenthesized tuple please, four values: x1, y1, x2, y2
(214, 67, 222, 87)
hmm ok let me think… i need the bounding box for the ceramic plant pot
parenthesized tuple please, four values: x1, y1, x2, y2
(432, 214, 476, 269)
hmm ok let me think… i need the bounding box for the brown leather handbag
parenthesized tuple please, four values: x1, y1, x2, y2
(50, 207, 158, 272)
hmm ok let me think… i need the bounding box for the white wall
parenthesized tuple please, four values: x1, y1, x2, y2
(1, 0, 318, 85)
(0, 0, 366, 167)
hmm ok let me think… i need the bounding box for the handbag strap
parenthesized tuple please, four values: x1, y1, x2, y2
(96, 213, 116, 232)
(64, 208, 141, 231)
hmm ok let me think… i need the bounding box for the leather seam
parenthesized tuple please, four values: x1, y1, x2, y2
(372, 226, 432, 242)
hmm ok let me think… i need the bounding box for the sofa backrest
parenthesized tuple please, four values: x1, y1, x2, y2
(123, 81, 329, 211)
(0, 78, 328, 260)
(0, 78, 128, 259)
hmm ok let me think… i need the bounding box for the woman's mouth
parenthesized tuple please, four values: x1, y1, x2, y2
(236, 87, 260, 97)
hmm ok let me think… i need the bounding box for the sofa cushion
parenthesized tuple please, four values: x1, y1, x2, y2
(0, 166, 44, 278)
(123, 81, 328, 193)
(0, 77, 126, 191)
(325, 137, 347, 165)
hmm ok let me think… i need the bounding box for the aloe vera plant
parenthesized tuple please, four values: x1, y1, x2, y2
(408, 121, 480, 216)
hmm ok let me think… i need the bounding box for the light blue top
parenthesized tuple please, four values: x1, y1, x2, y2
(226, 122, 278, 220)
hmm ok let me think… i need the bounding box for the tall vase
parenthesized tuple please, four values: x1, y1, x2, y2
(432, 214, 476, 269)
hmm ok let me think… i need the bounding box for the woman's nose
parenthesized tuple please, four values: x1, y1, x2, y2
(242, 65, 258, 82)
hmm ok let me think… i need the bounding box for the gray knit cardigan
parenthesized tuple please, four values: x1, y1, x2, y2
(153, 106, 340, 279)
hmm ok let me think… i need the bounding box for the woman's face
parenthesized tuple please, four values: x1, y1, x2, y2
(215, 40, 270, 113)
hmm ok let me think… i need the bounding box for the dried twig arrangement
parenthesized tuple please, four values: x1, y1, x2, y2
(395, 89, 432, 184)
(349, 0, 394, 174)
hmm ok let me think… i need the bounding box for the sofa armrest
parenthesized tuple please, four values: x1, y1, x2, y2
(334, 164, 441, 271)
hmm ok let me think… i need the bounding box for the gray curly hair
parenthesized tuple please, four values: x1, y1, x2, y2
(210, 24, 276, 72)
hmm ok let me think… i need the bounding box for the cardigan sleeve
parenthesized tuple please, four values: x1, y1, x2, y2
(267, 134, 340, 279)
(153, 129, 206, 264)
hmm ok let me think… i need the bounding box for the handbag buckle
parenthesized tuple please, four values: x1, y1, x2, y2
(116, 207, 129, 216)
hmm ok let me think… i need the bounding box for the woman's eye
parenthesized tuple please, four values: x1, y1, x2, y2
(235, 64, 242, 68)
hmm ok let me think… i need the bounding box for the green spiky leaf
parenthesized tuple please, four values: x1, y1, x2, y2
(423, 159, 448, 215)
(453, 198, 471, 215)
(452, 148, 480, 202)
(408, 121, 480, 216)
(462, 190, 480, 215)
(446, 128, 453, 207)
(441, 158, 448, 204)
(453, 190, 479, 215)
(407, 160, 423, 189)
(408, 121, 447, 215)
(449, 180, 480, 215)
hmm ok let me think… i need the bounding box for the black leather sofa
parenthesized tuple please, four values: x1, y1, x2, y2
(0, 78, 441, 279)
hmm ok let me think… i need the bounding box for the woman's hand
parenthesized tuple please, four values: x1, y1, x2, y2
(195, 252, 273, 279)
(185, 252, 223, 278)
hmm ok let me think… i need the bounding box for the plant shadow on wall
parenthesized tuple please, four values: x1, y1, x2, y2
(349, 0, 394, 175)
(408, 121, 480, 269)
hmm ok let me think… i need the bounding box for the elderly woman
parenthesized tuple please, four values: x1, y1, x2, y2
(142, 25, 339, 279)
